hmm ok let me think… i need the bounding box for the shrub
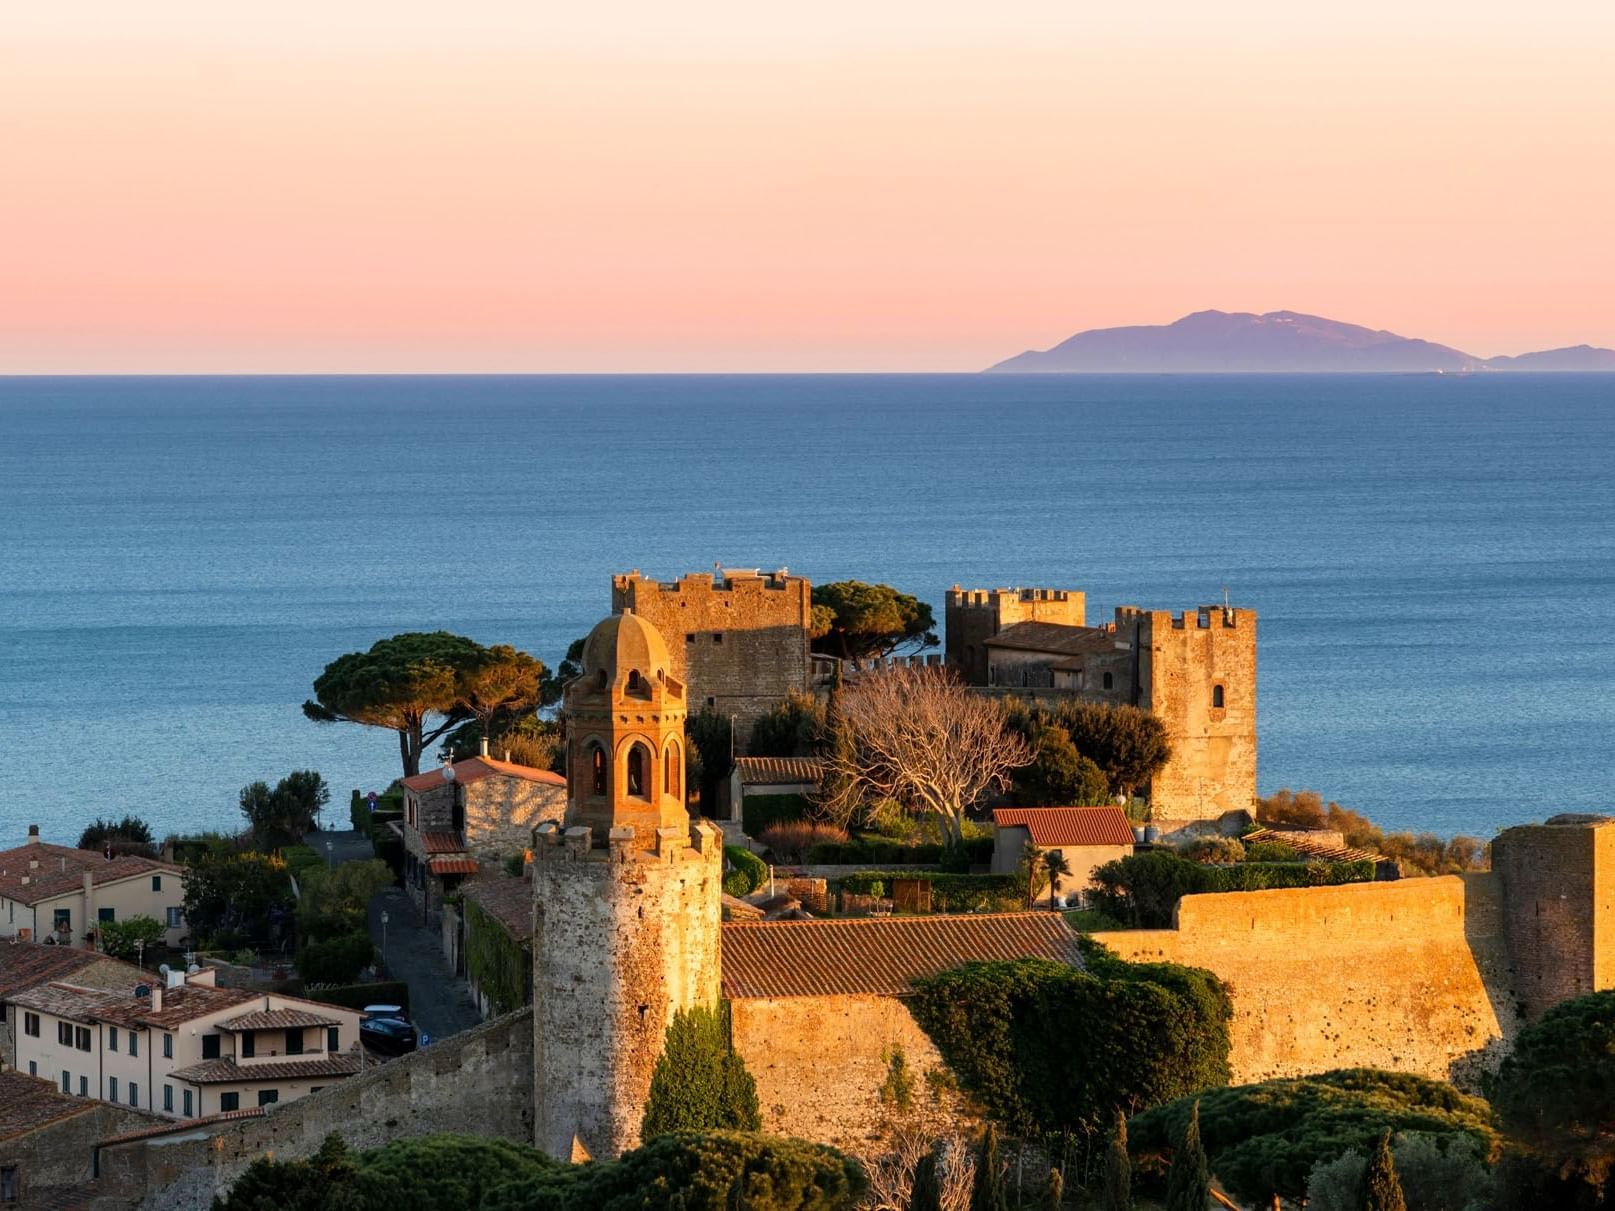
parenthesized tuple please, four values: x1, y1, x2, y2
(759, 821, 848, 864)
(1306, 1133, 1492, 1211)
(723, 846, 769, 897)
(78, 814, 155, 855)
(834, 872, 1023, 913)
(283, 845, 327, 880)
(748, 691, 829, 758)
(1129, 1069, 1498, 1207)
(908, 945, 1231, 1138)
(1243, 839, 1299, 863)
(741, 793, 811, 837)
(1256, 789, 1488, 876)
(1179, 836, 1246, 864)
(643, 1004, 761, 1139)
(463, 898, 529, 1014)
(296, 932, 374, 985)
(1090, 851, 1377, 928)
(98, 915, 165, 960)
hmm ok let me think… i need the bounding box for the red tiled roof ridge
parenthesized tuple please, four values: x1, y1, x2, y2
(401, 755, 564, 792)
(721, 909, 1065, 930)
(992, 806, 1136, 847)
(98, 1106, 264, 1147)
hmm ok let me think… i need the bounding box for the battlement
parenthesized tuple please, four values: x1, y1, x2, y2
(1167, 605, 1252, 630)
(614, 568, 803, 597)
(532, 818, 722, 865)
(946, 585, 1080, 608)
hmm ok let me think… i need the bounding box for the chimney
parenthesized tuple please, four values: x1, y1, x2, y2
(479, 738, 490, 758)
(25, 824, 40, 845)
(151, 985, 163, 1013)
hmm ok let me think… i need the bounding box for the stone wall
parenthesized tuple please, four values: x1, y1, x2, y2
(464, 778, 566, 861)
(1092, 874, 1519, 1089)
(945, 587, 1086, 687)
(0, 1096, 154, 1202)
(105, 1010, 535, 1211)
(729, 994, 969, 1155)
(611, 571, 811, 742)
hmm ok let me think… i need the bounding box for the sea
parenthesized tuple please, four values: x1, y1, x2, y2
(1, 373, 1611, 846)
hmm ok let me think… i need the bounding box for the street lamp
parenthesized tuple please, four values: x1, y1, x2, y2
(325, 840, 334, 869)
(134, 939, 145, 972)
(380, 910, 389, 959)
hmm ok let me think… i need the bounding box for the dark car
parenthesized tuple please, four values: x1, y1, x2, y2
(360, 1013, 417, 1056)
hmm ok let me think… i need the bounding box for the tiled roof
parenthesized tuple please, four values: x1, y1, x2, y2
(0, 941, 107, 998)
(401, 755, 565, 793)
(0, 1071, 94, 1141)
(428, 857, 480, 876)
(1243, 827, 1380, 864)
(99, 1107, 265, 1147)
(169, 1053, 362, 1084)
(9, 981, 133, 1024)
(0, 841, 182, 906)
(420, 831, 466, 854)
(719, 912, 1081, 999)
(96, 982, 255, 1029)
(461, 873, 532, 942)
(734, 756, 825, 787)
(983, 621, 1117, 656)
(992, 807, 1137, 848)
(220, 1007, 340, 1031)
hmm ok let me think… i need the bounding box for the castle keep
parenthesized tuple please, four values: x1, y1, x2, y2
(611, 569, 812, 743)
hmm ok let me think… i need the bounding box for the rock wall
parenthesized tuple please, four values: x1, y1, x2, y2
(105, 1010, 535, 1211)
(1092, 874, 1520, 1089)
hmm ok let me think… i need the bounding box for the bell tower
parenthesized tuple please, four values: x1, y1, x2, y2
(531, 609, 724, 1162)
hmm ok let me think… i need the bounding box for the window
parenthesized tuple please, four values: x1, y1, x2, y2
(58, 1021, 72, 1047)
(151, 875, 162, 892)
(327, 1027, 339, 1053)
(627, 669, 643, 694)
(1102, 672, 1114, 690)
(27, 1062, 36, 1077)
(109, 1027, 119, 1051)
(110, 1076, 119, 1102)
(685, 632, 695, 643)
(128, 1082, 138, 1107)
(257, 1089, 279, 1107)
(286, 1029, 304, 1056)
(167, 907, 184, 929)
(0, 1003, 4, 1022)
(241, 1033, 255, 1058)
(75, 1026, 92, 1052)
(53, 909, 71, 934)
(712, 632, 724, 644)
(664, 743, 680, 799)
(310, 1086, 324, 1095)
(202, 1034, 220, 1060)
(590, 744, 607, 796)
(183, 1089, 193, 1117)
(163, 1033, 173, 1059)
(23, 1012, 39, 1038)
(220, 1092, 240, 1112)
(129, 1032, 137, 1057)
(61, 1071, 70, 1093)
(1, 1165, 17, 1203)
(626, 744, 648, 798)
(163, 1085, 173, 1112)
(79, 1075, 87, 1097)
(98, 907, 115, 923)
(1212, 683, 1225, 708)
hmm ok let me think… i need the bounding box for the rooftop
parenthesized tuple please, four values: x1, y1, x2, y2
(719, 912, 1081, 999)
(99, 1106, 266, 1148)
(461, 872, 533, 942)
(992, 807, 1137, 848)
(219, 1007, 341, 1032)
(0, 940, 113, 999)
(400, 755, 565, 794)
(1243, 826, 1380, 864)
(0, 1071, 95, 1141)
(419, 831, 467, 854)
(734, 756, 825, 787)
(983, 621, 1117, 657)
(169, 1053, 362, 1085)
(0, 838, 181, 906)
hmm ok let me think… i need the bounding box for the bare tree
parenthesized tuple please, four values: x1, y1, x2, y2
(864, 1128, 977, 1211)
(820, 666, 1032, 847)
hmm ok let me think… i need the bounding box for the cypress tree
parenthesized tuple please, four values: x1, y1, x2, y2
(971, 1123, 1009, 1211)
(1364, 1130, 1407, 1211)
(1102, 1111, 1131, 1211)
(910, 1150, 943, 1211)
(1164, 1101, 1210, 1211)
(1043, 1167, 1064, 1210)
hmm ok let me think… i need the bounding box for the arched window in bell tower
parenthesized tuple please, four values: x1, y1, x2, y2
(627, 742, 650, 798)
(590, 743, 607, 796)
(665, 741, 681, 799)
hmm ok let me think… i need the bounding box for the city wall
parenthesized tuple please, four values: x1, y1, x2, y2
(1092, 874, 1520, 1089)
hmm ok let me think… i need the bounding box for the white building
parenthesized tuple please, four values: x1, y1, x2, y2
(0, 826, 187, 950)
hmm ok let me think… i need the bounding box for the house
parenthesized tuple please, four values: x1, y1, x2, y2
(726, 756, 824, 831)
(0, 1070, 157, 1208)
(398, 745, 565, 916)
(0, 826, 188, 951)
(0, 941, 142, 1071)
(9, 965, 364, 1121)
(989, 807, 1137, 903)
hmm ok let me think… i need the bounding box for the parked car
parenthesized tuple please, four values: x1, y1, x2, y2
(360, 1008, 417, 1055)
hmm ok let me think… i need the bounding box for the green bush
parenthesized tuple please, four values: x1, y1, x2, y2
(834, 871, 1023, 913)
(723, 847, 769, 898)
(1091, 851, 1378, 928)
(1243, 840, 1300, 863)
(283, 845, 327, 881)
(296, 932, 374, 985)
(804, 834, 995, 868)
(1305, 1132, 1493, 1211)
(350, 789, 405, 836)
(642, 1004, 761, 1138)
(1129, 1069, 1498, 1206)
(304, 980, 409, 1013)
(741, 793, 811, 837)
(463, 898, 529, 1014)
(907, 943, 1231, 1138)
(97, 915, 166, 960)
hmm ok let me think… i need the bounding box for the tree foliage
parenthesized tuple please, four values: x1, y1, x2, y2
(809, 581, 937, 667)
(1103, 1111, 1132, 1211)
(1003, 698, 1171, 801)
(970, 1123, 1008, 1211)
(686, 707, 733, 812)
(1305, 1133, 1491, 1211)
(297, 858, 391, 942)
(1364, 1130, 1408, 1211)
(1011, 725, 1111, 807)
(908, 946, 1231, 1139)
(183, 848, 293, 948)
(1089, 850, 1376, 928)
(98, 915, 165, 960)
(239, 771, 330, 848)
(1165, 1101, 1211, 1211)
(723, 846, 769, 897)
(295, 932, 374, 984)
(1129, 1069, 1498, 1206)
(77, 814, 155, 856)
(642, 1004, 762, 1140)
(748, 691, 829, 758)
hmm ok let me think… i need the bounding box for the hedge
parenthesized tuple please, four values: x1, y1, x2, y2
(833, 871, 1023, 913)
(1091, 851, 1378, 928)
(283, 845, 326, 882)
(305, 980, 410, 1013)
(740, 793, 811, 837)
(805, 834, 995, 868)
(350, 788, 404, 837)
(723, 847, 769, 898)
(296, 932, 375, 985)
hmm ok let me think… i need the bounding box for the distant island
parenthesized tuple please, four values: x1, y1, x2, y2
(986, 309, 1615, 373)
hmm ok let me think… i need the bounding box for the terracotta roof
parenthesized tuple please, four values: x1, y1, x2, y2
(400, 755, 565, 793)
(0, 841, 182, 906)
(983, 621, 1117, 657)
(461, 873, 532, 942)
(0, 1071, 94, 1141)
(734, 756, 825, 787)
(169, 1053, 361, 1084)
(992, 807, 1137, 848)
(219, 1007, 340, 1031)
(428, 857, 480, 876)
(9, 981, 133, 1024)
(0, 941, 107, 998)
(719, 912, 1081, 999)
(99, 1107, 265, 1147)
(419, 831, 466, 854)
(95, 982, 255, 1029)
(1243, 827, 1380, 864)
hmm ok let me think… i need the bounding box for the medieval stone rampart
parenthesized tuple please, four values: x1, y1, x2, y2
(944, 586, 1086, 687)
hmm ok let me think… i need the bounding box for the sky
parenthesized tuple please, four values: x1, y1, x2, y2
(3, 1, 1613, 373)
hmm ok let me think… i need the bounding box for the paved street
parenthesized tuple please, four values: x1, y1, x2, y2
(369, 885, 481, 1042)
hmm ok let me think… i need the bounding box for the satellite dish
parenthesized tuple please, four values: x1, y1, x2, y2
(442, 765, 456, 783)
(158, 963, 171, 976)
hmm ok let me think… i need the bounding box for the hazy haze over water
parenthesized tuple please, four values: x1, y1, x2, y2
(1, 373, 1611, 845)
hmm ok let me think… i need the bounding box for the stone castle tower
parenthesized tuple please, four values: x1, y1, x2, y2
(944, 586, 1087, 686)
(531, 609, 724, 1162)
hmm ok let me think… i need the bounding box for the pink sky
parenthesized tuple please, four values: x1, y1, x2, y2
(3, 1, 1612, 372)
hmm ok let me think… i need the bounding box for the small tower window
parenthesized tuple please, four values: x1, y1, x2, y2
(665, 742, 681, 799)
(1102, 672, 1114, 690)
(590, 744, 607, 796)
(1213, 684, 1225, 708)
(627, 743, 649, 798)
(627, 669, 643, 694)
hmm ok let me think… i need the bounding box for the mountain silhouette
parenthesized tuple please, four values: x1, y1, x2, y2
(986, 310, 1615, 373)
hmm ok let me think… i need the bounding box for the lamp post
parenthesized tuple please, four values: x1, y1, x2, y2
(134, 939, 145, 972)
(325, 840, 334, 869)
(380, 910, 389, 962)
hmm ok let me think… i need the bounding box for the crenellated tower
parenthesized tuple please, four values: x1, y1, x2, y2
(531, 609, 724, 1162)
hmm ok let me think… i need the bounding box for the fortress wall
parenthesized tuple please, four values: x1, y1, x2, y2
(1092, 875, 1519, 1088)
(730, 994, 966, 1155)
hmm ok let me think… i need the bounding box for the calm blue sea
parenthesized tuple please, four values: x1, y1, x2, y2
(1, 374, 1611, 845)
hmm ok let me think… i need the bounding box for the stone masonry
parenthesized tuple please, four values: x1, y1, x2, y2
(944, 586, 1086, 687)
